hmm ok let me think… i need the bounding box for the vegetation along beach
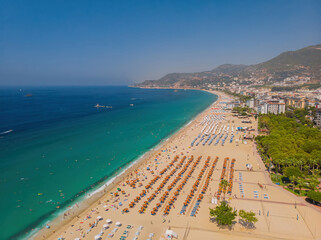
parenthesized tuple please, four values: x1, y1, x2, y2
(1, 0, 321, 239)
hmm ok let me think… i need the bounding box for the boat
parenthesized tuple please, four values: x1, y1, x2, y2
(0, 130, 13, 135)
(95, 104, 112, 108)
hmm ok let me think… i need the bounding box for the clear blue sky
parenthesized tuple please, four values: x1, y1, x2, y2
(0, 0, 320, 86)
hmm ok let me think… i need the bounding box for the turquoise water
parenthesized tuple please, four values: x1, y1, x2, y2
(0, 86, 216, 239)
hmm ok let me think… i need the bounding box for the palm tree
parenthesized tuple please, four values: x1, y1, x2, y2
(289, 176, 297, 191)
(297, 178, 306, 195)
(219, 179, 230, 200)
(307, 176, 319, 191)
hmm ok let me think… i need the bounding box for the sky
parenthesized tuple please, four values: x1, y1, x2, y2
(0, 0, 320, 86)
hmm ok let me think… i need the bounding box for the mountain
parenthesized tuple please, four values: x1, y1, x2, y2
(134, 44, 321, 88)
(211, 64, 248, 74)
(258, 44, 321, 71)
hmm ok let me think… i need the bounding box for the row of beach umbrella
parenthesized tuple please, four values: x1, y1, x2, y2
(180, 156, 211, 215)
(150, 155, 193, 215)
(227, 158, 236, 194)
(138, 156, 186, 214)
(217, 157, 229, 199)
(190, 157, 219, 217)
(126, 155, 179, 210)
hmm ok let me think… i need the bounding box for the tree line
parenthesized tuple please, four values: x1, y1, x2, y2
(256, 114, 321, 202)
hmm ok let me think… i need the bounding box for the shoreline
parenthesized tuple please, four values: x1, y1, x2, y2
(36, 87, 321, 240)
(30, 89, 219, 240)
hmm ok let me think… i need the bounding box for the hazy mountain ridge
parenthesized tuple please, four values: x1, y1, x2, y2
(135, 44, 321, 88)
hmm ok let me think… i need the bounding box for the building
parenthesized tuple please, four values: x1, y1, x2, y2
(226, 101, 240, 109)
(257, 102, 268, 114)
(278, 102, 286, 114)
(286, 97, 306, 109)
(257, 101, 285, 114)
(267, 101, 279, 114)
(246, 99, 255, 108)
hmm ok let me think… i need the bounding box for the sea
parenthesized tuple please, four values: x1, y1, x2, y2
(0, 86, 216, 240)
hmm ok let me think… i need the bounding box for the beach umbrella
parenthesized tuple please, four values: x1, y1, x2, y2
(97, 216, 103, 220)
(74, 238, 81, 240)
(94, 235, 101, 240)
(115, 221, 121, 226)
(103, 224, 109, 229)
(117, 188, 121, 191)
(106, 219, 112, 223)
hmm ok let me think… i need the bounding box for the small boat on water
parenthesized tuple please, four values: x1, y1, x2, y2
(0, 130, 13, 135)
(94, 104, 112, 108)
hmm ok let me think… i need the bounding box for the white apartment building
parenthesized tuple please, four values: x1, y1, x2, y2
(246, 99, 255, 108)
(257, 101, 285, 114)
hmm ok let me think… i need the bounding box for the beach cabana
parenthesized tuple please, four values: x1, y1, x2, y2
(115, 221, 121, 227)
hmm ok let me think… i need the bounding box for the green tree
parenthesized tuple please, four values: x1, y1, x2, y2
(209, 201, 237, 226)
(307, 176, 320, 191)
(297, 178, 306, 195)
(285, 111, 295, 118)
(307, 191, 321, 204)
(284, 166, 301, 177)
(284, 166, 302, 190)
(238, 210, 258, 228)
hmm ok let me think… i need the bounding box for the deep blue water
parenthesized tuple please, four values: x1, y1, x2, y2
(0, 86, 216, 239)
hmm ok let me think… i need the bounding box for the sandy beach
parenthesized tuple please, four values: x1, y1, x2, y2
(34, 90, 321, 240)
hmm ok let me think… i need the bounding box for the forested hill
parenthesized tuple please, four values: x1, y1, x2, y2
(134, 44, 321, 88)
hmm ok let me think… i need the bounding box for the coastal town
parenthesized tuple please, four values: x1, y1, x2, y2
(2, 0, 321, 239)
(218, 84, 321, 128)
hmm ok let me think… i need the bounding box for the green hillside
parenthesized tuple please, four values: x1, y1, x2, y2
(135, 44, 321, 88)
